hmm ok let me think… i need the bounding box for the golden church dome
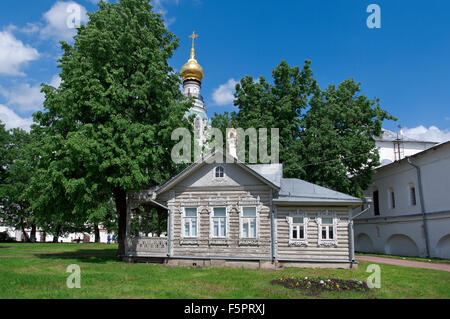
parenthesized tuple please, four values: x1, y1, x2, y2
(181, 31, 204, 82)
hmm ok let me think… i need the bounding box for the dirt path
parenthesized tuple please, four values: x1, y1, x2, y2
(356, 255, 450, 272)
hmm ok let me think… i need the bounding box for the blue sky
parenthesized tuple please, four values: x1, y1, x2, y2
(1, 0, 449, 141)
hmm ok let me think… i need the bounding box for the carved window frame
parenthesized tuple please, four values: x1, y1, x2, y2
(286, 210, 309, 247)
(316, 211, 339, 247)
(238, 199, 262, 246)
(209, 206, 230, 239)
(182, 207, 199, 239)
(240, 206, 258, 239)
(180, 200, 201, 245)
(238, 196, 262, 246)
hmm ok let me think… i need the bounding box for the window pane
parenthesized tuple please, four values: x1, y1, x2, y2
(185, 221, 190, 237)
(220, 219, 226, 236)
(250, 218, 257, 237)
(390, 191, 396, 208)
(243, 220, 249, 237)
(299, 226, 304, 239)
(214, 207, 226, 217)
(322, 217, 333, 224)
(243, 207, 256, 217)
(215, 166, 224, 178)
(329, 227, 334, 239)
(191, 219, 197, 237)
(322, 227, 327, 239)
(293, 217, 303, 224)
(292, 227, 298, 239)
(410, 187, 416, 206)
(213, 220, 219, 237)
(185, 208, 197, 217)
(373, 190, 380, 216)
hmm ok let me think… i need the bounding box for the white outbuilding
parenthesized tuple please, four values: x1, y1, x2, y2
(355, 141, 450, 259)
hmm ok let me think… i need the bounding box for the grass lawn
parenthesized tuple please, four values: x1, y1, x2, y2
(0, 243, 449, 299)
(356, 251, 450, 264)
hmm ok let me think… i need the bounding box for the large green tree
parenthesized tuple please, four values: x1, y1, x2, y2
(33, 0, 192, 254)
(0, 127, 36, 241)
(298, 79, 394, 197)
(212, 60, 395, 197)
(230, 60, 318, 176)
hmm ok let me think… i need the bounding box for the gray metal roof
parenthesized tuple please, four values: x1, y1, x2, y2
(247, 164, 283, 188)
(139, 149, 361, 207)
(274, 178, 363, 205)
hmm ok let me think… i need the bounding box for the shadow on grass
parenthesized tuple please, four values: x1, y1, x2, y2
(34, 248, 119, 264)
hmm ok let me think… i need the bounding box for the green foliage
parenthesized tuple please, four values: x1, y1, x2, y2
(211, 60, 395, 197)
(35, 0, 191, 191)
(0, 127, 35, 235)
(298, 79, 395, 197)
(130, 206, 167, 237)
(31, 0, 192, 253)
(228, 60, 317, 174)
(210, 111, 236, 143)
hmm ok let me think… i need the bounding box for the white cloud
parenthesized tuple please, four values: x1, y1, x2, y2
(0, 83, 44, 113)
(402, 125, 450, 143)
(153, 0, 178, 27)
(212, 78, 238, 106)
(40, 1, 89, 41)
(50, 74, 62, 88)
(0, 31, 39, 76)
(5, 23, 40, 35)
(0, 104, 34, 132)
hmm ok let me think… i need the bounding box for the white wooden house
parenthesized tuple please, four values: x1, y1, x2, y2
(125, 149, 364, 269)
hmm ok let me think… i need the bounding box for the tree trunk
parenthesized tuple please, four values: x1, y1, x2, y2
(114, 187, 127, 256)
(30, 224, 36, 243)
(94, 223, 100, 243)
(21, 226, 31, 242)
(52, 225, 61, 243)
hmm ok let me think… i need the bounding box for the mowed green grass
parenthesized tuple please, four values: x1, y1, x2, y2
(356, 251, 450, 264)
(0, 243, 449, 299)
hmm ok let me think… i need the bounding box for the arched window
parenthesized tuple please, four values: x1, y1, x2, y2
(215, 166, 224, 178)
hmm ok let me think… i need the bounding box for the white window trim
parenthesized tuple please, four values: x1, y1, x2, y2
(181, 206, 200, 241)
(209, 206, 230, 240)
(286, 210, 309, 247)
(239, 206, 260, 241)
(316, 211, 339, 247)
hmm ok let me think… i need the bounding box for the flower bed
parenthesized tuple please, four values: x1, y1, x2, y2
(271, 276, 370, 295)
